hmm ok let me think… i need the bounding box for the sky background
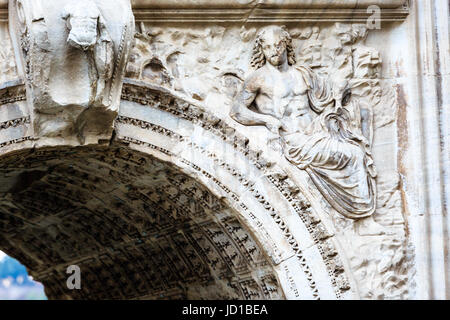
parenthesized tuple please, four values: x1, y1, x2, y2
(0, 250, 47, 300)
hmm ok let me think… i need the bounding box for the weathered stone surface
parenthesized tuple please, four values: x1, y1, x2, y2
(0, 146, 285, 299)
(8, 0, 135, 145)
(0, 0, 448, 300)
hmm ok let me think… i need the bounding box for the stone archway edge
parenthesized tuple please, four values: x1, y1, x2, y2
(118, 78, 357, 299)
(0, 78, 355, 300)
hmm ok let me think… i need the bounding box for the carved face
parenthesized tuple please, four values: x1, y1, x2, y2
(62, 1, 101, 51)
(259, 28, 288, 67)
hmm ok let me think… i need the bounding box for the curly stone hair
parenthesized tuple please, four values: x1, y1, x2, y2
(251, 26, 296, 69)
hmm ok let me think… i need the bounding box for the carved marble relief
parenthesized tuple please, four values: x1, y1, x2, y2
(0, 0, 447, 302)
(8, 0, 135, 144)
(230, 25, 378, 221)
(120, 22, 412, 299)
(120, 23, 399, 223)
(62, 0, 115, 108)
(118, 82, 353, 299)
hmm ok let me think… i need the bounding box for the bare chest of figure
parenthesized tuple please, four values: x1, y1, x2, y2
(254, 67, 309, 119)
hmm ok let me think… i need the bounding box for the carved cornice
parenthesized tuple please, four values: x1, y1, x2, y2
(132, 8, 410, 23)
(131, 0, 410, 23)
(0, 0, 410, 23)
(0, 8, 6, 21)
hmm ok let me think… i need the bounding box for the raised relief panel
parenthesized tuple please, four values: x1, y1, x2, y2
(8, 0, 135, 144)
(230, 26, 378, 223)
(0, 0, 424, 301)
(116, 20, 414, 298)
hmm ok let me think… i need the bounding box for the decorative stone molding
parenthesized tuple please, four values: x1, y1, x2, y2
(119, 79, 356, 298)
(0, 0, 410, 23)
(118, 82, 356, 299)
(130, 0, 408, 9)
(0, 79, 25, 105)
(131, 0, 410, 23)
(0, 13, 414, 299)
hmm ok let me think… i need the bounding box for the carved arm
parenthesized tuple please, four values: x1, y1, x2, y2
(230, 77, 281, 134)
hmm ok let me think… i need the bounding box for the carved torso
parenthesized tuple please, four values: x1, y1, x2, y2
(252, 64, 312, 134)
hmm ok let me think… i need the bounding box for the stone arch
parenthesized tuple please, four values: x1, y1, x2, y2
(0, 80, 357, 300)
